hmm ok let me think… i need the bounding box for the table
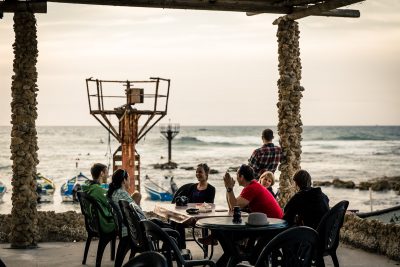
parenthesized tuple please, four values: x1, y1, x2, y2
(196, 216, 288, 267)
(153, 203, 248, 258)
(153, 203, 246, 226)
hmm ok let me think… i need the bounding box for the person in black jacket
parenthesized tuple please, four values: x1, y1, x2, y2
(283, 169, 329, 229)
(186, 163, 216, 203)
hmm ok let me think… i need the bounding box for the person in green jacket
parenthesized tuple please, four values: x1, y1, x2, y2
(82, 163, 116, 234)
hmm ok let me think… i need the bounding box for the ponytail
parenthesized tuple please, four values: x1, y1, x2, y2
(107, 169, 128, 198)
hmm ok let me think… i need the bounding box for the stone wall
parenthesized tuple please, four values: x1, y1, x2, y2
(0, 211, 86, 243)
(341, 213, 400, 261)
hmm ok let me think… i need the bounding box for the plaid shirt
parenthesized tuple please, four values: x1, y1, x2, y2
(248, 143, 282, 178)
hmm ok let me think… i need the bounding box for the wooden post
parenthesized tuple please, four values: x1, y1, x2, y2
(10, 11, 39, 248)
(276, 18, 304, 207)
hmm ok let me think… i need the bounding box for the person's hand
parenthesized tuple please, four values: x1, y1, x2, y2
(223, 172, 235, 188)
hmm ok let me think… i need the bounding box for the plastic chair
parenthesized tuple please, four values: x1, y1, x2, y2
(122, 251, 168, 267)
(77, 191, 117, 267)
(237, 226, 319, 267)
(118, 200, 149, 257)
(316, 200, 349, 267)
(0, 258, 6, 267)
(142, 220, 216, 267)
(108, 198, 133, 267)
(171, 183, 195, 204)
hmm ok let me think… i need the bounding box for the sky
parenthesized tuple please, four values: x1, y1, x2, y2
(0, 0, 399, 126)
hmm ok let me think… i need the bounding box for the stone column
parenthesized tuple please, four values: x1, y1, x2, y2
(276, 18, 304, 207)
(10, 11, 39, 248)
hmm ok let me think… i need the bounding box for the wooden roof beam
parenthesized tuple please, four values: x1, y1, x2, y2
(0, 0, 47, 17)
(248, 7, 360, 18)
(273, 0, 364, 24)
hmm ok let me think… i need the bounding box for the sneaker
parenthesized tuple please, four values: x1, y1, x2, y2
(198, 235, 218, 246)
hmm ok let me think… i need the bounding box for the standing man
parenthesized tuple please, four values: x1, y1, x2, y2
(223, 164, 283, 219)
(82, 163, 115, 234)
(249, 128, 282, 179)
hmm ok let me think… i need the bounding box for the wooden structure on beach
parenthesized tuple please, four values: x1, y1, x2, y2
(1, 0, 364, 248)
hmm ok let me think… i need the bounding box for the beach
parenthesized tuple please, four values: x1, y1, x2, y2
(0, 125, 399, 214)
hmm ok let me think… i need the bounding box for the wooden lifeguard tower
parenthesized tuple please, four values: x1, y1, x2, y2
(86, 77, 171, 193)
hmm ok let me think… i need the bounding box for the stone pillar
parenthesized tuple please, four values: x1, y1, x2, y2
(10, 11, 39, 248)
(276, 18, 304, 207)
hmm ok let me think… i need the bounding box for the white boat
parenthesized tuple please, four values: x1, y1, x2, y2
(357, 205, 400, 224)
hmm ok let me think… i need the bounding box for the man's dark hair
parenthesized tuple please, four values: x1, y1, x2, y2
(238, 164, 255, 181)
(90, 163, 107, 180)
(293, 169, 312, 189)
(262, 129, 274, 141)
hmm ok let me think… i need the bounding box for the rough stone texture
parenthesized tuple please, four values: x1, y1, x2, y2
(332, 178, 356, 189)
(341, 213, 400, 261)
(0, 211, 86, 243)
(10, 11, 40, 248)
(276, 18, 303, 206)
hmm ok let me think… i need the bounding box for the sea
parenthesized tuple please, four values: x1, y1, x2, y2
(0, 125, 399, 214)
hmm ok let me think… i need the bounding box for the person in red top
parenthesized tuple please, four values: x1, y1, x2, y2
(223, 164, 283, 219)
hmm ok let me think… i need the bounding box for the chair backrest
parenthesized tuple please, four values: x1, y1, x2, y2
(122, 251, 168, 267)
(107, 197, 123, 237)
(77, 191, 101, 236)
(118, 200, 147, 249)
(171, 183, 194, 204)
(317, 200, 349, 254)
(254, 226, 319, 267)
(141, 220, 186, 266)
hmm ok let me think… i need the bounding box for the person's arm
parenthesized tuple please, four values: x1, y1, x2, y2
(282, 196, 297, 225)
(223, 173, 250, 210)
(205, 185, 216, 203)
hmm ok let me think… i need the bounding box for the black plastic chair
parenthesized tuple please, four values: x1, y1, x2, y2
(237, 226, 319, 267)
(108, 198, 133, 267)
(142, 220, 216, 267)
(77, 191, 117, 267)
(316, 200, 349, 267)
(0, 258, 6, 267)
(171, 183, 195, 204)
(118, 200, 149, 258)
(122, 251, 168, 267)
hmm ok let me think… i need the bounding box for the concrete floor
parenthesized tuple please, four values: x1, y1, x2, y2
(0, 241, 399, 267)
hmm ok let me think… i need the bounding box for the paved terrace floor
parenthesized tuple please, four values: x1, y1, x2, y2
(0, 241, 399, 267)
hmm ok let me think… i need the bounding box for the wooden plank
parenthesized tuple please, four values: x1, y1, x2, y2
(273, 0, 364, 24)
(0, 1, 47, 13)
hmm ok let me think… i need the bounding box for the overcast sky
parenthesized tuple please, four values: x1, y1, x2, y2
(0, 0, 399, 126)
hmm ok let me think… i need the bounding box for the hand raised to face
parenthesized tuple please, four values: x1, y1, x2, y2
(223, 172, 235, 188)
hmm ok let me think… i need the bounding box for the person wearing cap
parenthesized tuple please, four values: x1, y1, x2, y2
(248, 128, 282, 179)
(283, 169, 330, 229)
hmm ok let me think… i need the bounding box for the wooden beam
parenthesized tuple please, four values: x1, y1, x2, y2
(273, 0, 364, 24)
(0, 1, 47, 14)
(247, 8, 360, 18)
(46, 0, 292, 13)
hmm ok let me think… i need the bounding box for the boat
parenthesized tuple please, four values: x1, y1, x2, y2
(0, 181, 6, 201)
(60, 172, 89, 202)
(35, 173, 56, 202)
(144, 175, 178, 201)
(357, 205, 400, 224)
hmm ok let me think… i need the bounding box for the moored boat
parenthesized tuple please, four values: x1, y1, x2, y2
(144, 175, 177, 201)
(0, 181, 6, 201)
(60, 172, 89, 202)
(357, 204, 400, 224)
(35, 173, 56, 202)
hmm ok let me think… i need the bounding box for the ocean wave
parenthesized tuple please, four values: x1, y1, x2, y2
(176, 135, 258, 146)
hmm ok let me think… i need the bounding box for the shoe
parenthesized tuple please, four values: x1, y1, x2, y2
(198, 235, 218, 246)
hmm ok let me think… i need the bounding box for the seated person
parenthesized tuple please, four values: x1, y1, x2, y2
(283, 169, 329, 229)
(186, 163, 216, 203)
(83, 163, 115, 234)
(174, 163, 216, 248)
(259, 171, 277, 199)
(224, 164, 283, 218)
